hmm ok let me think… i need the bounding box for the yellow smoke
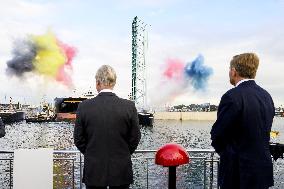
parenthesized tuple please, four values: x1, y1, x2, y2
(270, 131, 280, 138)
(32, 31, 66, 77)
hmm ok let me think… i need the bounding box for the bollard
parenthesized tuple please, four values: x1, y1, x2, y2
(155, 143, 190, 189)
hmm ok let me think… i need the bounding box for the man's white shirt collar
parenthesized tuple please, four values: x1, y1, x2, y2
(235, 79, 254, 87)
(99, 89, 114, 93)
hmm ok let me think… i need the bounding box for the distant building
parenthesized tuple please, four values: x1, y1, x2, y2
(168, 103, 218, 112)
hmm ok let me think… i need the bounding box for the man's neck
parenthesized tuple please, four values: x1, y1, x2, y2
(235, 78, 254, 87)
(98, 88, 113, 93)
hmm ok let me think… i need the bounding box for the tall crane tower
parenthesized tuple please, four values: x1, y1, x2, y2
(131, 16, 148, 109)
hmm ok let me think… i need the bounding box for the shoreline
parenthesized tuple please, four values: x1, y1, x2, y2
(154, 111, 217, 121)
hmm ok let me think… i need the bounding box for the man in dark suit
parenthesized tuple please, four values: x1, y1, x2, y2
(0, 117, 5, 138)
(210, 53, 274, 189)
(74, 65, 141, 189)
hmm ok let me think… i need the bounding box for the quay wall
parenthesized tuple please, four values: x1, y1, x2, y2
(154, 111, 217, 121)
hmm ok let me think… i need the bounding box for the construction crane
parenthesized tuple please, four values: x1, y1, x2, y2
(131, 16, 148, 109)
(131, 16, 153, 126)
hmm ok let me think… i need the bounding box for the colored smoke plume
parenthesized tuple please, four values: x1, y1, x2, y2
(6, 31, 77, 87)
(163, 58, 184, 80)
(184, 55, 213, 90)
(149, 54, 213, 106)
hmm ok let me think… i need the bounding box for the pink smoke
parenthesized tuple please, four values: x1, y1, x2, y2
(56, 39, 77, 87)
(163, 58, 185, 80)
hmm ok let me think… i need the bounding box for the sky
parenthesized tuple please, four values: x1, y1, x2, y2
(0, 0, 284, 107)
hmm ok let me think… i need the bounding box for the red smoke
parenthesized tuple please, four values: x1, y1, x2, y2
(57, 39, 77, 66)
(56, 39, 77, 87)
(163, 58, 184, 80)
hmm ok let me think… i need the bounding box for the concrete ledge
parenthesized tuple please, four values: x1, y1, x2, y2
(154, 111, 217, 121)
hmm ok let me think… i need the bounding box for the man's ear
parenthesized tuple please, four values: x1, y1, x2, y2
(231, 67, 237, 77)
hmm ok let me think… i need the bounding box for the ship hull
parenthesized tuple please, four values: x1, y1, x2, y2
(55, 113, 76, 122)
(138, 112, 154, 126)
(54, 97, 155, 125)
(54, 97, 87, 122)
(0, 112, 25, 124)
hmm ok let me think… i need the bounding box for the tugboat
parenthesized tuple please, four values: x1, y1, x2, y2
(25, 103, 55, 123)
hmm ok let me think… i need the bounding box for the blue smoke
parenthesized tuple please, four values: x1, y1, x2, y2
(184, 54, 213, 90)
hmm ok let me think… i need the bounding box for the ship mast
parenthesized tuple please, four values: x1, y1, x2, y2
(131, 16, 148, 110)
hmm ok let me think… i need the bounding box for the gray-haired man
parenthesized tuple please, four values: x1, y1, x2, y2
(74, 65, 141, 189)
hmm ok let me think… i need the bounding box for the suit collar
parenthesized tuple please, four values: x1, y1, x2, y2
(98, 92, 115, 96)
(236, 79, 254, 87)
(99, 89, 113, 93)
(236, 79, 256, 87)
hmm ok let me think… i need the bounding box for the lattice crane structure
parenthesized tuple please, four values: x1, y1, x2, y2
(131, 16, 148, 109)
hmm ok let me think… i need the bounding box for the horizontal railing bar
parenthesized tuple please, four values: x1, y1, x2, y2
(1, 158, 76, 161)
(135, 149, 215, 153)
(54, 158, 75, 160)
(0, 149, 216, 154)
(205, 160, 219, 162)
(133, 157, 211, 161)
(0, 157, 217, 161)
(132, 157, 154, 160)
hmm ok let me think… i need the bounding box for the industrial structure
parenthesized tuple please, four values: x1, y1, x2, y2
(131, 16, 153, 126)
(131, 16, 148, 109)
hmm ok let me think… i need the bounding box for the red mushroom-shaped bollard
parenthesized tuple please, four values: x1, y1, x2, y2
(155, 143, 190, 189)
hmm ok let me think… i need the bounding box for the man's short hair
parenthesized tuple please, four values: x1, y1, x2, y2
(95, 65, 117, 87)
(230, 53, 259, 79)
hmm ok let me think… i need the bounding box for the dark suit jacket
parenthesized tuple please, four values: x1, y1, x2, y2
(74, 92, 141, 187)
(211, 80, 274, 189)
(0, 117, 5, 138)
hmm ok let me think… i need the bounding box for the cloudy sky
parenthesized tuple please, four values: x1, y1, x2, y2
(0, 0, 284, 107)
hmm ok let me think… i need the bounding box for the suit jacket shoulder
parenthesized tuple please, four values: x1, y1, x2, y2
(118, 97, 136, 107)
(78, 98, 92, 107)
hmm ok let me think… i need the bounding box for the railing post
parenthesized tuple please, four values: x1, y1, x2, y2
(210, 153, 214, 189)
(72, 159, 75, 189)
(203, 159, 206, 189)
(217, 158, 220, 189)
(146, 158, 149, 189)
(79, 153, 82, 189)
(9, 159, 12, 189)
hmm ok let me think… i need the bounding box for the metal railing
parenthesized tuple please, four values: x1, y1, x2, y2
(0, 149, 219, 189)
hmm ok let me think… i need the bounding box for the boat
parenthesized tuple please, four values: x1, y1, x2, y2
(54, 97, 87, 122)
(25, 106, 55, 123)
(22, 102, 56, 123)
(54, 90, 96, 122)
(54, 91, 154, 125)
(275, 111, 284, 117)
(138, 111, 154, 126)
(0, 108, 25, 124)
(0, 98, 25, 124)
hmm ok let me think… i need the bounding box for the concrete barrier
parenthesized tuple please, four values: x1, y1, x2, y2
(154, 111, 217, 121)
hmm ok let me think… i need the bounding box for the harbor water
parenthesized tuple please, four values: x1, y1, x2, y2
(0, 118, 284, 188)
